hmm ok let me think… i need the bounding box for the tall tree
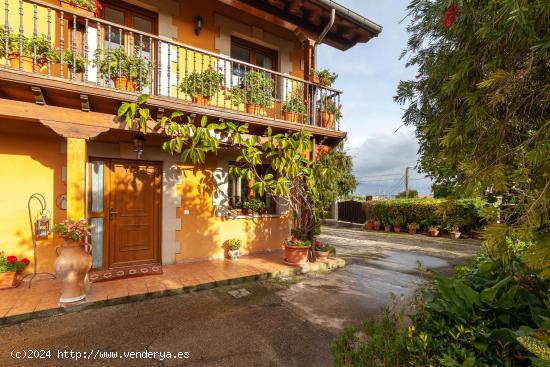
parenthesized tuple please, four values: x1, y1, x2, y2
(395, 1, 550, 274)
(314, 142, 357, 217)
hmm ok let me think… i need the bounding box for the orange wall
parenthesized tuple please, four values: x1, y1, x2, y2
(174, 0, 305, 79)
(0, 129, 66, 274)
(175, 156, 289, 262)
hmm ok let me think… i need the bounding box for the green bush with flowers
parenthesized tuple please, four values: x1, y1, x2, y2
(0, 252, 30, 273)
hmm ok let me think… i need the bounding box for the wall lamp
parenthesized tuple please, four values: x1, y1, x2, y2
(194, 16, 203, 36)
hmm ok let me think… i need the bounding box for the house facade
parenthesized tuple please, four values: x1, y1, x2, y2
(0, 0, 380, 279)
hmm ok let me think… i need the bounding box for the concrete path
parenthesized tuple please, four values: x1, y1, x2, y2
(0, 227, 479, 367)
(278, 226, 480, 332)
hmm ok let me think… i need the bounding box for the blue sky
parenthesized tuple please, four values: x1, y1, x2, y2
(317, 0, 433, 196)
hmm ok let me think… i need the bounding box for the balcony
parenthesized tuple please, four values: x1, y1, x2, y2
(0, 0, 344, 142)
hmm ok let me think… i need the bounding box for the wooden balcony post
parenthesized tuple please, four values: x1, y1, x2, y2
(67, 137, 87, 219)
(303, 39, 315, 81)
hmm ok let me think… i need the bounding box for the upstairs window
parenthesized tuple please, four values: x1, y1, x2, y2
(230, 37, 277, 85)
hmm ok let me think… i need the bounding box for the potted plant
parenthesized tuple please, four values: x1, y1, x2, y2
(52, 219, 92, 303)
(309, 68, 337, 87)
(284, 237, 310, 265)
(364, 219, 374, 230)
(383, 222, 392, 232)
(0, 252, 29, 289)
(180, 65, 224, 105)
(0, 29, 56, 73)
(282, 92, 306, 123)
(93, 46, 151, 92)
(226, 238, 242, 260)
(373, 220, 381, 230)
(242, 198, 265, 215)
(317, 97, 341, 129)
(313, 239, 330, 262)
(392, 216, 404, 233)
(56, 49, 89, 78)
(407, 223, 419, 235)
(59, 0, 102, 18)
(428, 225, 440, 237)
(450, 224, 462, 240)
(227, 71, 274, 114)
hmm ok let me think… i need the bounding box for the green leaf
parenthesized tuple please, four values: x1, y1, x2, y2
(137, 94, 149, 105)
(117, 103, 130, 117)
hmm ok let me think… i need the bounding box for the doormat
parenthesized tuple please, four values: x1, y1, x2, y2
(89, 263, 163, 283)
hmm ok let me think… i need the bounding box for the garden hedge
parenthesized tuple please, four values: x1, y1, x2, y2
(362, 198, 490, 232)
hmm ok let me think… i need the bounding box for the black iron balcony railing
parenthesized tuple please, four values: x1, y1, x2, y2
(1, 0, 342, 130)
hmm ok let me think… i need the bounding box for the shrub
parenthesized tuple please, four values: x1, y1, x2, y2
(180, 65, 224, 99)
(331, 305, 409, 367)
(363, 198, 491, 233)
(332, 252, 550, 366)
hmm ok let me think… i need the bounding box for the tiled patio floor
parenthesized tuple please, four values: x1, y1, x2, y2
(0, 252, 344, 325)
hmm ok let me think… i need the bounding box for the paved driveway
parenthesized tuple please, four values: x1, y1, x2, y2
(0, 226, 479, 367)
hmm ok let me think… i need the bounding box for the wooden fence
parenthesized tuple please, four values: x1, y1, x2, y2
(337, 201, 366, 224)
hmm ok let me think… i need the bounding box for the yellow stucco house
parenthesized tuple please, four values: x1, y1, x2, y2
(0, 0, 381, 280)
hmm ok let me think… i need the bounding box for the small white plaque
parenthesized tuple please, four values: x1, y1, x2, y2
(183, 209, 190, 215)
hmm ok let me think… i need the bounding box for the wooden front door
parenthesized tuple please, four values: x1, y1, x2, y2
(106, 160, 161, 268)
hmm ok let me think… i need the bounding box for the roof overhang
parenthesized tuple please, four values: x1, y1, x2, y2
(228, 0, 382, 50)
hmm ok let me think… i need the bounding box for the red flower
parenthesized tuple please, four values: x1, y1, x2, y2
(443, 3, 458, 29)
(6, 256, 17, 264)
(21, 258, 30, 266)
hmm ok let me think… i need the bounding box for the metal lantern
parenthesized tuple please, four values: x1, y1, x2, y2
(34, 210, 51, 238)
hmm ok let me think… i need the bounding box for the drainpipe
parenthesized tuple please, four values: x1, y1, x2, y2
(311, 8, 335, 130)
(313, 8, 336, 68)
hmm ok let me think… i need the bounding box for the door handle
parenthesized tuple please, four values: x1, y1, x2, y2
(109, 208, 118, 221)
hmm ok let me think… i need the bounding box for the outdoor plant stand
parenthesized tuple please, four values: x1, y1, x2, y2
(23, 193, 56, 288)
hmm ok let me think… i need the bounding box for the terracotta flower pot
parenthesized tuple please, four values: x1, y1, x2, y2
(282, 111, 299, 123)
(315, 250, 330, 262)
(384, 225, 391, 232)
(310, 74, 320, 84)
(227, 249, 240, 260)
(317, 112, 335, 129)
(112, 76, 137, 92)
(8, 55, 37, 73)
(192, 94, 210, 105)
(450, 232, 461, 240)
(0, 271, 18, 290)
(60, 1, 95, 18)
(284, 245, 309, 265)
(373, 223, 381, 231)
(429, 229, 440, 237)
(364, 221, 374, 230)
(394, 226, 401, 233)
(55, 238, 92, 303)
(245, 103, 261, 114)
(408, 229, 417, 235)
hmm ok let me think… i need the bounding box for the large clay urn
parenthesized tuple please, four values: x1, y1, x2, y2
(55, 239, 92, 303)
